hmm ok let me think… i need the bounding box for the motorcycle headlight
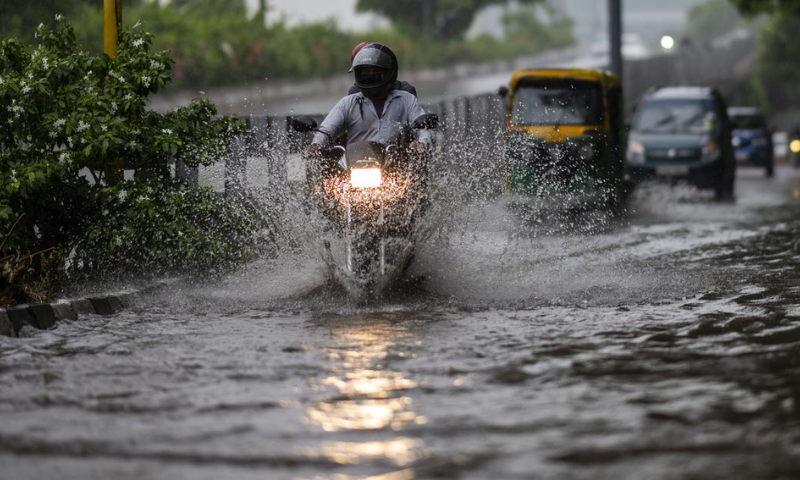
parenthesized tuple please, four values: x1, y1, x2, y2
(701, 141, 720, 161)
(350, 168, 382, 189)
(627, 140, 645, 164)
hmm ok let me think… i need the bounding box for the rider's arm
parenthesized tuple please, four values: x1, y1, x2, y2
(406, 95, 435, 147)
(313, 97, 349, 147)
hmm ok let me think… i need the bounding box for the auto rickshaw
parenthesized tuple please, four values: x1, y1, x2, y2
(498, 68, 626, 211)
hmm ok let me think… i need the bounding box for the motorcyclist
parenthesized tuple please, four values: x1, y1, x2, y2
(305, 43, 433, 160)
(347, 41, 417, 97)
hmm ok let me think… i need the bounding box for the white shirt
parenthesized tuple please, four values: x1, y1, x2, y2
(312, 90, 435, 147)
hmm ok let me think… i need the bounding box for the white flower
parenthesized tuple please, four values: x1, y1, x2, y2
(138, 195, 149, 202)
(128, 141, 137, 149)
(149, 60, 164, 70)
(67, 137, 74, 147)
(124, 93, 133, 101)
(141, 75, 151, 87)
(55, 14, 64, 22)
(21, 86, 30, 94)
(102, 209, 109, 216)
(134, 20, 142, 29)
(101, 125, 108, 132)
(49, 131, 58, 138)
(54, 118, 66, 129)
(59, 152, 70, 164)
(118, 190, 128, 201)
(132, 38, 144, 48)
(77, 120, 89, 132)
(117, 75, 126, 83)
(0, 77, 4, 85)
(162, 128, 173, 135)
(114, 236, 123, 247)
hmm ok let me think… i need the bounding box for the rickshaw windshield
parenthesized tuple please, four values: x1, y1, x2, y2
(511, 79, 604, 127)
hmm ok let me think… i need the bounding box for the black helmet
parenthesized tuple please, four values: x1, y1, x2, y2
(352, 43, 398, 100)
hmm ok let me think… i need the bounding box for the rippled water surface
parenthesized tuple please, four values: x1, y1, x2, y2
(2, 168, 800, 480)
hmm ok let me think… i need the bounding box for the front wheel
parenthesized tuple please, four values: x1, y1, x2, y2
(346, 207, 384, 305)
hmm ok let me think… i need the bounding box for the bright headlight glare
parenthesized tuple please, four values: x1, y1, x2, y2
(350, 168, 382, 189)
(790, 140, 800, 153)
(702, 141, 720, 161)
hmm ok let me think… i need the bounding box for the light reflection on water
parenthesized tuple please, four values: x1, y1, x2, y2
(299, 315, 430, 473)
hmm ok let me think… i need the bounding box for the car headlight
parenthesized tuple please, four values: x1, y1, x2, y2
(791, 140, 800, 153)
(350, 168, 382, 189)
(627, 140, 645, 164)
(701, 141, 720, 161)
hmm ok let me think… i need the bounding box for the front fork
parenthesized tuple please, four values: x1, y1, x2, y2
(345, 202, 386, 276)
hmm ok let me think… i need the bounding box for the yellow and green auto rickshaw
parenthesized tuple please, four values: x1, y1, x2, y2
(498, 68, 626, 211)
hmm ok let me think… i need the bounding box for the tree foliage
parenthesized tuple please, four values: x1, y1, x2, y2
(2, 0, 575, 89)
(682, 0, 750, 46)
(729, 0, 800, 15)
(356, 0, 543, 39)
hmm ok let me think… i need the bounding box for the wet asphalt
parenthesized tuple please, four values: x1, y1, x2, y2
(2, 166, 800, 480)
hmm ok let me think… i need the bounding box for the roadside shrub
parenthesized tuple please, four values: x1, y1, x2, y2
(69, 180, 259, 279)
(0, 17, 257, 302)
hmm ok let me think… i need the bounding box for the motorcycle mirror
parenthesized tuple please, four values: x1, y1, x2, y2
(412, 114, 439, 130)
(497, 86, 509, 98)
(290, 116, 318, 133)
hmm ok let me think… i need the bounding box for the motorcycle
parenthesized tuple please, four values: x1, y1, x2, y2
(290, 114, 439, 304)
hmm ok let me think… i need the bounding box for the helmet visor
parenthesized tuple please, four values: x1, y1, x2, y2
(355, 67, 391, 88)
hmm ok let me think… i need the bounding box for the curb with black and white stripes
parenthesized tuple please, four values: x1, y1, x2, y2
(0, 280, 175, 338)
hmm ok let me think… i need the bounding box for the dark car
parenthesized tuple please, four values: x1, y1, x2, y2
(626, 87, 735, 200)
(728, 107, 774, 177)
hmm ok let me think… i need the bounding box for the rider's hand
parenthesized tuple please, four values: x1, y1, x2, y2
(409, 141, 429, 156)
(304, 143, 322, 159)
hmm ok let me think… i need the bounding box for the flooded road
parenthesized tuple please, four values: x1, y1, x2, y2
(3, 167, 800, 479)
